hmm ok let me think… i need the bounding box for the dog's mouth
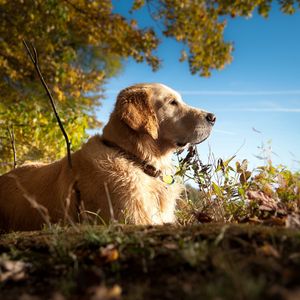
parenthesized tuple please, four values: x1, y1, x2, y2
(176, 135, 209, 148)
(195, 135, 209, 145)
(176, 142, 188, 148)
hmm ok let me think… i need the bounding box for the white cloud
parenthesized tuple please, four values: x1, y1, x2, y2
(219, 108, 300, 112)
(179, 90, 300, 96)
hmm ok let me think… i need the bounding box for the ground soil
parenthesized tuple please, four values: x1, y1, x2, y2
(1, 224, 300, 300)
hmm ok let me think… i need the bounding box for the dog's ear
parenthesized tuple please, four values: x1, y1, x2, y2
(116, 87, 158, 139)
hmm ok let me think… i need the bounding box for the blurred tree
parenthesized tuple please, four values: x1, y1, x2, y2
(0, 0, 159, 172)
(0, 0, 299, 173)
(137, 0, 300, 76)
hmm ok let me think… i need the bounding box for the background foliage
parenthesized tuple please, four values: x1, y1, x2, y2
(0, 0, 158, 172)
(1, 0, 299, 173)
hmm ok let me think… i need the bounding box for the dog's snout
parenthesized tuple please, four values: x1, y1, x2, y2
(206, 113, 216, 125)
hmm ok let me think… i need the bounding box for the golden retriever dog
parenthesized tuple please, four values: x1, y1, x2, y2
(0, 83, 216, 231)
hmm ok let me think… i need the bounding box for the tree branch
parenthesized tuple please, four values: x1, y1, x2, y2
(7, 126, 17, 169)
(23, 40, 73, 169)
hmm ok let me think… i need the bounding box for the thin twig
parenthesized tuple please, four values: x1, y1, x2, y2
(145, 0, 164, 32)
(8, 173, 51, 227)
(7, 126, 17, 169)
(104, 182, 116, 223)
(22, 40, 73, 169)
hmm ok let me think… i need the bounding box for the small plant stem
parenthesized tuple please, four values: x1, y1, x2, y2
(7, 125, 17, 169)
(23, 40, 72, 169)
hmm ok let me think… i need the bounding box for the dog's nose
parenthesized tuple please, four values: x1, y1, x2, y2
(206, 113, 216, 125)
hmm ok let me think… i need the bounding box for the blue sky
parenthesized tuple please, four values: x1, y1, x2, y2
(98, 1, 300, 169)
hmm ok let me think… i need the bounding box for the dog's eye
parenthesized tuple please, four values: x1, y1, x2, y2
(170, 99, 178, 106)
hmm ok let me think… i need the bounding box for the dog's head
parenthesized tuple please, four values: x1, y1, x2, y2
(115, 83, 215, 148)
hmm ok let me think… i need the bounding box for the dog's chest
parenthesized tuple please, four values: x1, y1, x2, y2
(133, 171, 182, 224)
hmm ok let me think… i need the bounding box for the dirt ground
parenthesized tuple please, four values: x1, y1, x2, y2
(1, 224, 300, 300)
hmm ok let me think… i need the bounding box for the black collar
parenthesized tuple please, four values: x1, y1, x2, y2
(102, 139, 162, 178)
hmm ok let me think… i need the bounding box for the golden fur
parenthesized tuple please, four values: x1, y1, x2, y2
(0, 83, 215, 231)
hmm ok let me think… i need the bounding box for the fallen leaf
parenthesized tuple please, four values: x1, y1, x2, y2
(257, 243, 280, 258)
(100, 244, 119, 262)
(163, 242, 178, 250)
(246, 190, 279, 211)
(0, 257, 29, 282)
(88, 284, 122, 300)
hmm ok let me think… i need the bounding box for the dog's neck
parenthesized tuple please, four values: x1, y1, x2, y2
(102, 114, 175, 172)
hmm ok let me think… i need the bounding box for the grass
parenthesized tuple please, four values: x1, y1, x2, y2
(0, 144, 300, 299)
(1, 224, 300, 299)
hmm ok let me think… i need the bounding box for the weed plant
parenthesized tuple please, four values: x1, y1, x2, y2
(175, 144, 300, 226)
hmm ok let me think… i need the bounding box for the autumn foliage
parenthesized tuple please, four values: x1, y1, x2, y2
(1, 0, 299, 172)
